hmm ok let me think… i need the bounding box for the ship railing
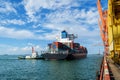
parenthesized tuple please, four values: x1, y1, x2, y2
(96, 55, 110, 80)
(41, 51, 69, 54)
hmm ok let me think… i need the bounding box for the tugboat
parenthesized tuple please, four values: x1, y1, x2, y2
(18, 47, 43, 59)
(41, 30, 88, 60)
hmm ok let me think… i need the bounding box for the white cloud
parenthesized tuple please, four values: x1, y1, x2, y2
(0, 1, 100, 41)
(34, 30, 46, 33)
(22, 0, 98, 24)
(7, 19, 25, 25)
(27, 42, 34, 46)
(42, 8, 97, 31)
(21, 46, 31, 51)
(9, 47, 19, 52)
(43, 23, 99, 38)
(38, 7, 100, 41)
(0, 1, 17, 13)
(0, 26, 35, 39)
(0, 44, 43, 55)
(0, 26, 58, 40)
(23, 0, 47, 22)
(46, 7, 98, 25)
(42, 30, 60, 40)
(1, 19, 25, 25)
(22, 0, 79, 22)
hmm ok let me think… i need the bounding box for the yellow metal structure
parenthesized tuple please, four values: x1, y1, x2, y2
(108, 0, 120, 64)
(97, 0, 120, 64)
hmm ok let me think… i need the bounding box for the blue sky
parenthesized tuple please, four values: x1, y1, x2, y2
(0, 0, 107, 55)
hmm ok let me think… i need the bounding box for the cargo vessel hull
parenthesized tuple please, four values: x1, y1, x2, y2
(41, 53, 87, 60)
(66, 53, 87, 60)
(41, 53, 68, 60)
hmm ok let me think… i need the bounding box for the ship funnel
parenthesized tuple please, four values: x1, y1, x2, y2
(61, 30, 68, 38)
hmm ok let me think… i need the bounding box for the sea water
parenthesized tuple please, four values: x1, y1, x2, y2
(0, 54, 102, 80)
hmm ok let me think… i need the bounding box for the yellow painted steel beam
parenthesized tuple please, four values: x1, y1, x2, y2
(108, 0, 120, 64)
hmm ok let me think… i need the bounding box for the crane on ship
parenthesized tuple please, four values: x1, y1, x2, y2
(97, 0, 120, 64)
(97, 0, 108, 55)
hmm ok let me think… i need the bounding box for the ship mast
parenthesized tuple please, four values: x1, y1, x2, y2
(32, 47, 35, 53)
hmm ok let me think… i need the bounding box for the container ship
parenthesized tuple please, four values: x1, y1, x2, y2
(41, 30, 87, 60)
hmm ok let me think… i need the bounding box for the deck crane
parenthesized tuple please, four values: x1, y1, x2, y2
(97, 0, 109, 55)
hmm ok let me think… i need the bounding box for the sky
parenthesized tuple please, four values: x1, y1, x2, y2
(0, 0, 108, 55)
